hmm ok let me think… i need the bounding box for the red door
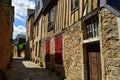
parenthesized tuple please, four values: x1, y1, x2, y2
(45, 40, 50, 62)
(55, 34, 63, 65)
(87, 43, 102, 80)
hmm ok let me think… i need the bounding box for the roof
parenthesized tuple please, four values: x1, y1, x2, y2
(100, 0, 120, 17)
(16, 34, 26, 39)
(104, 4, 120, 17)
(27, 9, 35, 21)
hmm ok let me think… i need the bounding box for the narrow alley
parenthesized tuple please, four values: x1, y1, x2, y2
(0, 0, 120, 80)
(6, 58, 58, 80)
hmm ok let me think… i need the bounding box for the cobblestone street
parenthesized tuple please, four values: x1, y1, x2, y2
(6, 58, 58, 80)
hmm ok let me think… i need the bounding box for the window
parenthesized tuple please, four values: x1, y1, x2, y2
(47, 7, 56, 32)
(48, 7, 56, 23)
(85, 15, 99, 39)
(71, 0, 79, 11)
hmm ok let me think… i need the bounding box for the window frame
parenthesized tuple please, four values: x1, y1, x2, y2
(85, 15, 99, 39)
(47, 6, 56, 32)
(71, 0, 79, 13)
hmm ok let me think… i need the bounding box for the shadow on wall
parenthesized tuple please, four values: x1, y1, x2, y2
(45, 53, 66, 80)
(18, 49, 26, 59)
(13, 44, 26, 59)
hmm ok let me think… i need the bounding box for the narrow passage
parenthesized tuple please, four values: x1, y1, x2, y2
(6, 58, 58, 80)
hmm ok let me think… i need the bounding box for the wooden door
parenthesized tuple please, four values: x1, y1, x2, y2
(87, 43, 101, 80)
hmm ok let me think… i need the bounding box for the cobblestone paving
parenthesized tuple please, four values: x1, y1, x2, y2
(6, 58, 58, 80)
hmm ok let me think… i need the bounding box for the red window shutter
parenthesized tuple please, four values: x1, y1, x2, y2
(48, 40, 50, 52)
(45, 40, 50, 62)
(55, 34, 63, 65)
(58, 35, 62, 49)
(55, 36, 58, 53)
(46, 41, 48, 52)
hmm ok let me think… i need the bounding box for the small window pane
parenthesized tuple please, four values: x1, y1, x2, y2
(85, 15, 99, 39)
(71, 0, 79, 11)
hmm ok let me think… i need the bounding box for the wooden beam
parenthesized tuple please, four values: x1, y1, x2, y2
(88, 0, 92, 13)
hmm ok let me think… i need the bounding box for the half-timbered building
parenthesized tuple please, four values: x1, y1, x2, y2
(26, 0, 120, 80)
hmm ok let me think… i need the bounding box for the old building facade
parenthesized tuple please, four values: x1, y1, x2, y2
(13, 34, 26, 58)
(26, 0, 120, 80)
(26, 9, 35, 60)
(0, 0, 14, 69)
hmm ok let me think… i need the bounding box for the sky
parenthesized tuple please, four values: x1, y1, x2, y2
(12, 0, 35, 39)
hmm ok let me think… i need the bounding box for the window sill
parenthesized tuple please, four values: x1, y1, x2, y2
(83, 37, 99, 44)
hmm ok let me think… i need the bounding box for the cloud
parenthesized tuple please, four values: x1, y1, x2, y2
(12, 0, 35, 39)
(12, 0, 35, 17)
(13, 25, 26, 39)
(15, 14, 24, 21)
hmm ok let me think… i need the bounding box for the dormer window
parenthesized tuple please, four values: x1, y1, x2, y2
(71, 0, 79, 12)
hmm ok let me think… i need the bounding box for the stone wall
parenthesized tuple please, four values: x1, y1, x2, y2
(0, 3, 13, 69)
(40, 40, 46, 67)
(63, 23, 83, 80)
(50, 37, 55, 67)
(13, 45, 18, 57)
(99, 8, 120, 80)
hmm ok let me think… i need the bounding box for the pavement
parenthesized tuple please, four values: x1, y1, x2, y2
(6, 57, 58, 80)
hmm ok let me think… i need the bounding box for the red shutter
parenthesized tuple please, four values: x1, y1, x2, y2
(45, 40, 50, 62)
(55, 34, 63, 65)
(55, 37, 58, 53)
(58, 35, 62, 49)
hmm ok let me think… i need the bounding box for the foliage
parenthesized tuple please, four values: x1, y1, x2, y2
(17, 43, 26, 51)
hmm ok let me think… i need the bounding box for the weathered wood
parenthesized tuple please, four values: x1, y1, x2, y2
(71, 14, 74, 25)
(62, 0, 65, 30)
(66, 0, 69, 28)
(68, 0, 71, 26)
(93, 0, 98, 9)
(45, 0, 100, 34)
(88, 0, 92, 13)
(87, 43, 101, 80)
(79, 0, 83, 19)
(75, 11, 79, 22)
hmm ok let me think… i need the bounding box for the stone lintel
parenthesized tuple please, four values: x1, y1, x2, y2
(83, 37, 99, 44)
